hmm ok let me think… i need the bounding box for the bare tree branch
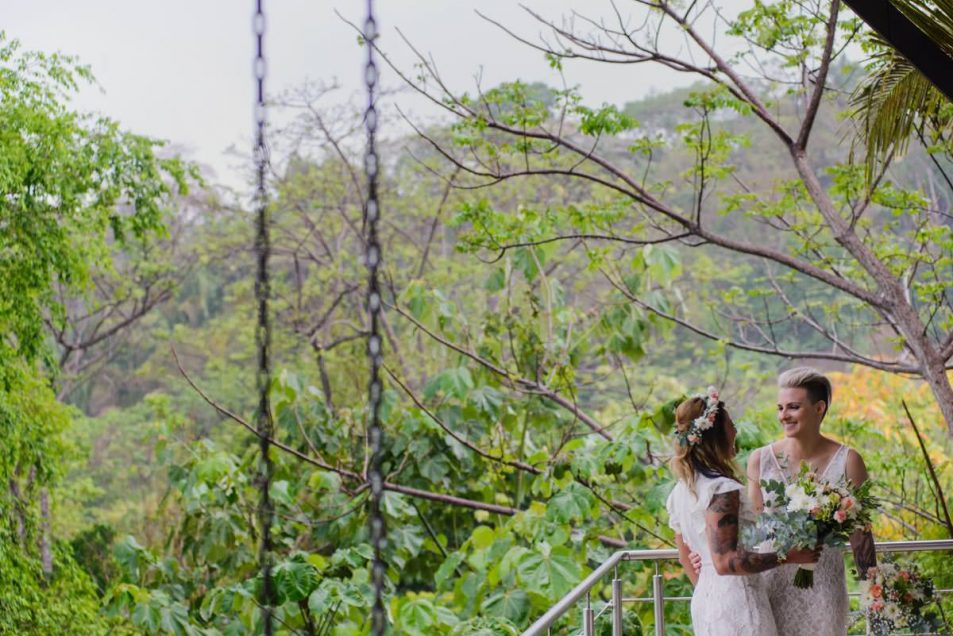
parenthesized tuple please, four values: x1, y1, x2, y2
(605, 271, 920, 373)
(902, 399, 953, 537)
(385, 366, 544, 475)
(388, 302, 614, 440)
(796, 0, 840, 149)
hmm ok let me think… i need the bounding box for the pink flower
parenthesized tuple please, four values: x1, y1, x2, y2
(870, 584, 883, 599)
(899, 571, 911, 582)
(871, 600, 884, 612)
(688, 434, 699, 444)
(834, 510, 847, 523)
(841, 496, 856, 510)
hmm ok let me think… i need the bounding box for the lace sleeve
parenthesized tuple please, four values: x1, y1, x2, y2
(665, 484, 682, 534)
(699, 476, 743, 510)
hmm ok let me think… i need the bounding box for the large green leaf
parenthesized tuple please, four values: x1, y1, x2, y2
(481, 588, 530, 624)
(424, 367, 475, 400)
(308, 579, 366, 614)
(113, 535, 154, 581)
(516, 546, 583, 598)
(546, 483, 594, 524)
(451, 616, 521, 635)
(398, 597, 439, 636)
(434, 552, 465, 589)
(272, 557, 320, 604)
(194, 451, 235, 484)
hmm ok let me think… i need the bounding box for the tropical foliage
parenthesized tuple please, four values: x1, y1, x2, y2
(1, 1, 952, 634)
(851, 0, 953, 176)
(0, 31, 192, 634)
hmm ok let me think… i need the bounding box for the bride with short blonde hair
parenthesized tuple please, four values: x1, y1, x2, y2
(747, 367, 877, 636)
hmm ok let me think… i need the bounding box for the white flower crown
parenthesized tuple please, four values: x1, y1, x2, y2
(675, 386, 721, 447)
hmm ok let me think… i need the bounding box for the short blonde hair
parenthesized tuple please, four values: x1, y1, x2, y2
(778, 367, 832, 419)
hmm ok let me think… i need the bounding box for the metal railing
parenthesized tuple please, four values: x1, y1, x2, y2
(521, 539, 953, 636)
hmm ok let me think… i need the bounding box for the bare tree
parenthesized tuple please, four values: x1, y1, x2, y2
(362, 0, 953, 435)
(49, 187, 208, 406)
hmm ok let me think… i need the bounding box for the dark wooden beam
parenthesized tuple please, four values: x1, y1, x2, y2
(842, 0, 953, 101)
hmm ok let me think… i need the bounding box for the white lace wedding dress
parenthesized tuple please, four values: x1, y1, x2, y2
(666, 473, 778, 636)
(759, 443, 850, 636)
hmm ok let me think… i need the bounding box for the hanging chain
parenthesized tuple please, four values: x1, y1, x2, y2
(362, 2, 387, 634)
(253, 1, 276, 634)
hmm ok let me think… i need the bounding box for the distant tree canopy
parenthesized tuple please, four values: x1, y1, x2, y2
(393, 0, 953, 437)
(1, 1, 952, 634)
(0, 33, 192, 634)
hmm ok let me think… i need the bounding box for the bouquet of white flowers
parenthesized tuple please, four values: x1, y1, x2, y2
(860, 560, 947, 635)
(743, 463, 877, 588)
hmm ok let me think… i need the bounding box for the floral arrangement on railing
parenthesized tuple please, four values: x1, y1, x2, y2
(857, 560, 948, 635)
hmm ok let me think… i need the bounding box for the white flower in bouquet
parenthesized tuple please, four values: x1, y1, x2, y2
(784, 484, 817, 513)
(883, 603, 902, 625)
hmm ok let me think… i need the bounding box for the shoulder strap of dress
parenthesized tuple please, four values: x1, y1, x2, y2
(758, 446, 769, 479)
(765, 443, 789, 483)
(822, 444, 849, 480)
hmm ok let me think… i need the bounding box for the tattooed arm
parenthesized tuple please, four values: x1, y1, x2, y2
(706, 490, 820, 576)
(707, 491, 779, 575)
(846, 449, 877, 578)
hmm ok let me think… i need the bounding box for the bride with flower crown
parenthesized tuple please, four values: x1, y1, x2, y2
(665, 388, 819, 635)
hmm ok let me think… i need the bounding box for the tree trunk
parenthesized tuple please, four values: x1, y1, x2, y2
(315, 347, 335, 418)
(788, 150, 953, 436)
(919, 360, 953, 436)
(40, 487, 52, 576)
(9, 478, 26, 541)
(886, 298, 953, 436)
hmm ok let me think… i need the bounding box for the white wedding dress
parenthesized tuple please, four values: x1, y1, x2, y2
(666, 473, 778, 636)
(758, 443, 850, 636)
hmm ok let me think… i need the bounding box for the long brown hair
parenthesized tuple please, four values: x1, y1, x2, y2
(670, 396, 740, 494)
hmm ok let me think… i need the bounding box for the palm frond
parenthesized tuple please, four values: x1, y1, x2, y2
(890, 0, 953, 58)
(849, 0, 953, 177)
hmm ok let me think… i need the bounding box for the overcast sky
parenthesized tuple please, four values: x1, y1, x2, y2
(7, 1, 704, 191)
